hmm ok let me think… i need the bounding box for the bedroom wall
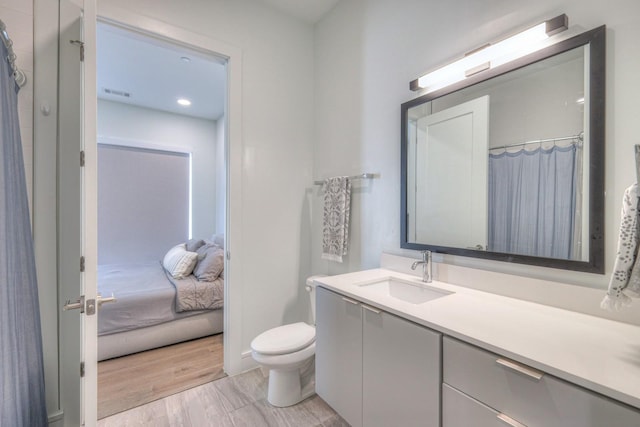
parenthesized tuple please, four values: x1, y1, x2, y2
(97, 99, 218, 243)
(313, 0, 640, 324)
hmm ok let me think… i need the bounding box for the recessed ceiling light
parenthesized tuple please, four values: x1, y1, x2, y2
(177, 98, 192, 106)
(180, 56, 191, 62)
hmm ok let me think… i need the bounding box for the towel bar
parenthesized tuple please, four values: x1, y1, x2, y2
(313, 173, 379, 185)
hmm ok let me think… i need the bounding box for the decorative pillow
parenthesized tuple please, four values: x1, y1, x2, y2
(185, 238, 206, 252)
(162, 244, 198, 279)
(194, 245, 225, 282)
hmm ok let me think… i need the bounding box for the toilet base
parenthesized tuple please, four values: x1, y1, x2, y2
(267, 357, 315, 407)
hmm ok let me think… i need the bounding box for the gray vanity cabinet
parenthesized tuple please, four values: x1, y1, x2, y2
(316, 287, 363, 427)
(362, 301, 441, 427)
(316, 287, 441, 427)
(442, 336, 640, 427)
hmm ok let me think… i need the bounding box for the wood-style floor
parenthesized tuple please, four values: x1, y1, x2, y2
(98, 334, 226, 419)
(98, 368, 347, 427)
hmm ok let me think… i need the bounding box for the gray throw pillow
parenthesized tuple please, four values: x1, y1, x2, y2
(185, 238, 206, 252)
(194, 246, 224, 282)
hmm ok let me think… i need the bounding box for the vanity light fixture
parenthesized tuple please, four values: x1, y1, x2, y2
(410, 14, 569, 93)
(177, 98, 192, 106)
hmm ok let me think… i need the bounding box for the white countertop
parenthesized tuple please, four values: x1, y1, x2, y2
(316, 269, 640, 410)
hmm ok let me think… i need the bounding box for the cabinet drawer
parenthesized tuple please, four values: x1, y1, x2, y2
(443, 337, 640, 427)
(443, 383, 502, 427)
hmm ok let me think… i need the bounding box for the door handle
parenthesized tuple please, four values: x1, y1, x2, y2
(97, 293, 117, 307)
(63, 295, 85, 313)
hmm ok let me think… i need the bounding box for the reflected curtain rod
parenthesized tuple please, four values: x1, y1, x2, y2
(313, 173, 379, 185)
(489, 131, 583, 152)
(0, 18, 27, 87)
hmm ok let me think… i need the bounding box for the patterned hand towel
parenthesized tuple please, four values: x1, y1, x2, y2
(602, 183, 640, 311)
(322, 177, 352, 263)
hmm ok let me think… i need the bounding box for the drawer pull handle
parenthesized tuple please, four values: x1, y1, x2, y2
(497, 413, 527, 427)
(362, 305, 381, 314)
(342, 297, 359, 305)
(496, 358, 544, 381)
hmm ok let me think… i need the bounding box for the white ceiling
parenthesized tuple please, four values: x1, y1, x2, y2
(96, 2, 339, 121)
(97, 23, 227, 121)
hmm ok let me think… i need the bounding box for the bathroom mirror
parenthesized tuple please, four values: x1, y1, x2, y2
(401, 26, 605, 273)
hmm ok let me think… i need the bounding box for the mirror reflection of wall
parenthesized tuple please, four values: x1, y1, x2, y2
(432, 46, 585, 148)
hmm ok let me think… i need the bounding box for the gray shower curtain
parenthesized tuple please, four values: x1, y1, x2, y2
(0, 43, 48, 425)
(488, 144, 581, 260)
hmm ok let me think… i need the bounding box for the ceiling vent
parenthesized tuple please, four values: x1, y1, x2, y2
(102, 88, 131, 98)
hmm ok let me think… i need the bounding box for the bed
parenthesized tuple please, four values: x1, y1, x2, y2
(97, 239, 225, 361)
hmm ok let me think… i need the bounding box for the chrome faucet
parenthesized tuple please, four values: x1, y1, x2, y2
(411, 250, 432, 283)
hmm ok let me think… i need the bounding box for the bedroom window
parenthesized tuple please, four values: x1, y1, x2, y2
(97, 143, 192, 265)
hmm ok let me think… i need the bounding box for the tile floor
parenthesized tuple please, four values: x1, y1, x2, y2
(97, 368, 348, 426)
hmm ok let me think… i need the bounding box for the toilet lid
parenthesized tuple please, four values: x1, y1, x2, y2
(251, 322, 315, 355)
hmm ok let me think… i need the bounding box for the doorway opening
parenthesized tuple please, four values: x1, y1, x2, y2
(95, 21, 228, 419)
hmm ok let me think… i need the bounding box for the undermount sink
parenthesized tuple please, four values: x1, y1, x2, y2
(356, 277, 452, 304)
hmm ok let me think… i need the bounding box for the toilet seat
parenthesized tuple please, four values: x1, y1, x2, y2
(251, 322, 315, 355)
(251, 341, 316, 370)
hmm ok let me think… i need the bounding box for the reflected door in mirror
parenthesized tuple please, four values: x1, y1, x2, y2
(408, 96, 489, 249)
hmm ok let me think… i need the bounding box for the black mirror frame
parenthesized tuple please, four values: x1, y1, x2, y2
(400, 25, 605, 274)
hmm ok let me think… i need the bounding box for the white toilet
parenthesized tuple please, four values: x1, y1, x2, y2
(250, 275, 324, 407)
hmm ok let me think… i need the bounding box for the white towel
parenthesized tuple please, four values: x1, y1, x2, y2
(322, 177, 352, 263)
(601, 183, 640, 311)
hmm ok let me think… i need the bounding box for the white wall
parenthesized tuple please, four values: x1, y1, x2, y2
(98, 0, 316, 359)
(314, 0, 640, 325)
(97, 99, 218, 240)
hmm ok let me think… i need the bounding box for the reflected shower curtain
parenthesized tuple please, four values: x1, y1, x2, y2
(488, 144, 581, 259)
(0, 43, 48, 425)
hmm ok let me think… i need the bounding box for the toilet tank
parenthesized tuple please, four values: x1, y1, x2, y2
(306, 275, 327, 324)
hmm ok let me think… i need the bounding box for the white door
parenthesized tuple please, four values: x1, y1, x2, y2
(58, 0, 98, 425)
(414, 95, 489, 249)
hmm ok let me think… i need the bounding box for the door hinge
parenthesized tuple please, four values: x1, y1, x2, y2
(70, 39, 85, 62)
(80, 150, 85, 167)
(80, 362, 85, 378)
(80, 256, 85, 272)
